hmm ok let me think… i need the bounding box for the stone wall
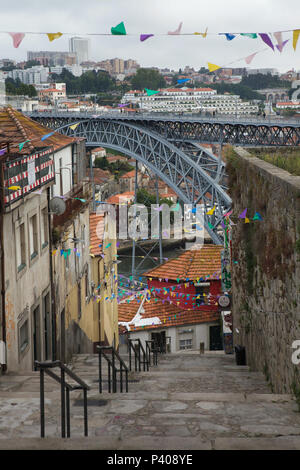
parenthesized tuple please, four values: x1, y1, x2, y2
(227, 146, 300, 395)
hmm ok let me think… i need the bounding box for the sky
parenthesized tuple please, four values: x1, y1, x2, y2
(0, 0, 300, 72)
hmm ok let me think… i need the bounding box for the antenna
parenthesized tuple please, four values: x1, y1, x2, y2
(49, 197, 66, 215)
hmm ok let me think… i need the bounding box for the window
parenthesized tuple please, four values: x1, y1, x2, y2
(19, 319, 29, 354)
(29, 214, 38, 260)
(195, 282, 210, 305)
(16, 222, 26, 272)
(179, 339, 192, 350)
(41, 207, 48, 249)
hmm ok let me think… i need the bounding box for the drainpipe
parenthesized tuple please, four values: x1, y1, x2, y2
(97, 256, 102, 346)
(0, 156, 7, 372)
(48, 186, 57, 361)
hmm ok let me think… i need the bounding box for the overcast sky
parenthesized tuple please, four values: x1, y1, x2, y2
(0, 0, 300, 72)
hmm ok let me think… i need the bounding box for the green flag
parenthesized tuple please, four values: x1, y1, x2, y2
(111, 21, 127, 35)
(145, 88, 160, 96)
(241, 33, 258, 39)
(19, 140, 30, 151)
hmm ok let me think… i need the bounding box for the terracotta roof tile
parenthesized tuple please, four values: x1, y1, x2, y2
(119, 296, 219, 332)
(144, 245, 223, 281)
(0, 106, 77, 154)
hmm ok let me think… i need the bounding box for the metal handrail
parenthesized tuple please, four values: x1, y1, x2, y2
(97, 345, 128, 394)
(145, 340, 158, 366)
(128, 338, 139, 372)
(130, 338, 149, 371)
(35, 360, 90, 439)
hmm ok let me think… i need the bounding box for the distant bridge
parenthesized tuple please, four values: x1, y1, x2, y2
(28, 111, 300, 244)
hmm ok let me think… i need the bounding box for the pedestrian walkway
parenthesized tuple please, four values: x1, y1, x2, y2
(0, 351, 300, 449)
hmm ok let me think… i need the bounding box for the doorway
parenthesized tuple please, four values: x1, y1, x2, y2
(209, 325, 223, 351)
(151, 331, 166, 353)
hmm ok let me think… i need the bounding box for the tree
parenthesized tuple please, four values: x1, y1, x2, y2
(130, 68, 166, 91)
(241, 73, 290, 90)
(94, 156, 109, 169)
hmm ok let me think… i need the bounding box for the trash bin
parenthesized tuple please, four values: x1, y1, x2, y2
(235, 345, 246, 365)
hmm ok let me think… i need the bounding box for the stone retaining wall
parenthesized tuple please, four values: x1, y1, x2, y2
(227, 146, 300, 395)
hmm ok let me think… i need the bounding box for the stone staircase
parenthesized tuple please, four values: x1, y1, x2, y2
(0, 351, 300, 449)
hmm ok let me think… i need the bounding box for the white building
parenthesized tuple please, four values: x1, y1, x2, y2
(8, 66, 50, 85)
(122, 87, 259, 115)
(69, 37, 90, 65)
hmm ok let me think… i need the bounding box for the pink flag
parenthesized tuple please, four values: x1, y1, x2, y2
(9, 32, 25, 48)
(245, 52, 258, 64)
(168, 22, 183, 35)
(259, 33, 274, 51)
(273, 31, 283, 49)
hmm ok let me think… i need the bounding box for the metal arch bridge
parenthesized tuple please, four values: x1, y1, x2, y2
(30, 115, 230, 244)
(28, 111, 300, 244)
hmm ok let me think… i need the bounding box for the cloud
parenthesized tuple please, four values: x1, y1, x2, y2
(0, 0, 299, 71)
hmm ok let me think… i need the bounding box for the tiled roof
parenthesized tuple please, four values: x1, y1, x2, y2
(119, 296, 219, 332)
(144, 245, 223, 281)
(0, 106, 77, 154)
(89, 213, 105, 255)
(119, 170, 136, 179)
(91, 168, 111, 184)
(106, 191, 134, 204)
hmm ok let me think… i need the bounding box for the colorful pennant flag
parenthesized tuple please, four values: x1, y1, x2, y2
(41, 132, 54, 141)
(111, 22, 127, 35)
(293, 29, 300, 51)
(0, 148, 6, 156)
(259, 33, 274, 50)
(206, 205, 216, 215)
(168, 22, 183, 35)
(207, 62, 221, 73)
(276, 39, 289, 52)
(245, 52, 259, 65)
(47, 32, 63, 42)
(8, 185, 21, 190)
(253, 212, 262, 221)
(245, 217, 250, 223)
(194, 27, 208, 38)
(69, 123, 80, 131)
(140, 34, 154, 42)
(238, 208, 247, 219)
(9, 32, 25, 48)
(240, 33, 258, 39)
(19, 140, 30, 151)
(223, 33, 236, 41)
(145, 88, 160, 96)
(177, 78, 191, 84)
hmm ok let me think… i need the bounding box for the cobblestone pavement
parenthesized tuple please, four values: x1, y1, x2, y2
(0, 351, 300, 449)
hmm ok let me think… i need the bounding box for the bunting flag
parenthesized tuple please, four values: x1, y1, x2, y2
(238, 208, 247, 219)
(47, 32, 63, 42)
(245, 217, 250, 223)
(194, 27, 208, 38)
(41, 131, 54, 141)
(69, 122, 80, 131)
(140, 34, 154, 42)
(259, 33, 274, 50)
(253, 211, 262, 221)
(274, 31, 283, 49)
(177, 78, 191, 84)
(145, 88, 160, 96)
(111, 22, 127, 35)
(8, 185, 21, 190)
(19, 140, 30, 151)
(276, 39, 289, 52)
(293, 29, 300, 50)
(0, 149, 6, 156)
(241, 33, 258, 39)
(118, 103, 130, 107)
(207, 62, 221, 73)
(223, 33, 236, 41)
(206, 204, 216, 215)
(168, 22, 183, 35)
(245, 51, 259, 64)
(8, 32, 25, 48)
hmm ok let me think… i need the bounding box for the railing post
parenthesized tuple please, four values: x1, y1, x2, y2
(66, 388, 71, 438)
(98, 347, 102, 393)
(83, 388, 88, 437)
(138, 342, 141, 372)
(129, 340, 132, 371)
(108, 363, 111, 393)
(120, 362, 123, 393)
(40, 367, 45, 438)
(61, 368, 66, 438)
(125, 368, 128, 393)
(112, 348, 117, 393)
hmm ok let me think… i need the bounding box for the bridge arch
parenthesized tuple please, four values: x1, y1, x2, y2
(53, 119, 231, 244)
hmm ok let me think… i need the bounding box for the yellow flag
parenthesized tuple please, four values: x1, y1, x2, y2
(8, 185, 21, 190)
(47, 32, 63, 42)
(207, 62, 221, 73)
(293, 29, 300, 50)
(194, 27, 208, 38)
(206, 204, 216, 215)
(245, 217, 250, 224)
(69, 122, 80, 131)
